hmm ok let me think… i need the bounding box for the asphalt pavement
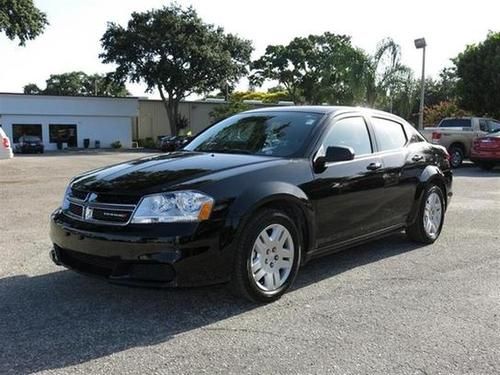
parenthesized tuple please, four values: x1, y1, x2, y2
(0, 153, 499, 374)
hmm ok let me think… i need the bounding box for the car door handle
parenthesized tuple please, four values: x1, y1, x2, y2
(366, 162, 382, 171)
(412, 155, 424, 162)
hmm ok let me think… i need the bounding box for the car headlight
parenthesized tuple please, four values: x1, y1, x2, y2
(131, 191, 214, 224)
(61, 185, 71, 210)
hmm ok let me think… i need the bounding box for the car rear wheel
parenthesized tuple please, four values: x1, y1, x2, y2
(406, 185, 445, 244)
(230, 209, 301, 303)
(449, 146, 464, 168)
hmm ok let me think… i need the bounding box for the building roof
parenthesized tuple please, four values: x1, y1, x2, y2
(0, 92, 139, 100)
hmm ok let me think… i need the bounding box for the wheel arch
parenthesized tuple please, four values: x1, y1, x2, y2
(226, 182, 316, 257)
(449, 141, 467, 155)
(407, 165, 449, 226)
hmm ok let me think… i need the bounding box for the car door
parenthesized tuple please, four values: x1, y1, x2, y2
(369, 116, 420, 227)
(308, 115, 386, 247)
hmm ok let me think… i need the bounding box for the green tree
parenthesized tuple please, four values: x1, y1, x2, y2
(23, 71, 129, 97)
(23, 82, 41, 94)
(100, 4, 253, 135)
(0, 0, 48, 45)
(453, 31, 500, 117)
(384, 71, 419, 121)
(209, 100, 251, 123)
(251, 32, 367, 105)
(364, 38, 412, 107)
(424, 67, 458, 107)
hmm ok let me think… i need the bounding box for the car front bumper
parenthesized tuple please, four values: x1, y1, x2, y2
(49, 209, 234, 287)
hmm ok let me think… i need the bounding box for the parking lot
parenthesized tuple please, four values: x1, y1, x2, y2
(0, 152, 499, 374)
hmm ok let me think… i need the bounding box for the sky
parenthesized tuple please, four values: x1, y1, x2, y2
(1, 0, 499, 98)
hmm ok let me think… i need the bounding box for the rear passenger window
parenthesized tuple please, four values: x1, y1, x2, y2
(324, 117, 372, 156)
(439, 119, 471, 128)
(407, 126, 426, 143)
(372, 118, 407, 151)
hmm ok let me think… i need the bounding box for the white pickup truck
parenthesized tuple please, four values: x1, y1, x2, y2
(421, 117, 500, 167)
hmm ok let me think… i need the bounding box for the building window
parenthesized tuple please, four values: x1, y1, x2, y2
(12, 124, 42, 143)
(49, 124, 78, 147)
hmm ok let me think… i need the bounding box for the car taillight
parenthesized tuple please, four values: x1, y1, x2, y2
(432, 132, 441, 140)
(2, 137, 9, 149)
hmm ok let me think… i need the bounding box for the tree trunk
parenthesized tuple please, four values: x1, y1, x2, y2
(158, 86, 178, 136)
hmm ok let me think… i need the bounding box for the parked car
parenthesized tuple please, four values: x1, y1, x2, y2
(0, 127, 14, 159)
(49, 107, 452, 303)
(159, 135, 193, 152)
(15, 135, 44, 154)
(421, 117, 500, 168)
(471, 128, 500, 170)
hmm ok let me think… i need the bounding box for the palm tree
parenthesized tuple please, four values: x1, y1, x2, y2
(365, 38, 411, 109)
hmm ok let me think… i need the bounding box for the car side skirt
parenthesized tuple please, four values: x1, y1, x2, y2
(304, 223, 405, 263)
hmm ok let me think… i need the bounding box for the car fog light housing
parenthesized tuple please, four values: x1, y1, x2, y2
(131, 191, 214, 224)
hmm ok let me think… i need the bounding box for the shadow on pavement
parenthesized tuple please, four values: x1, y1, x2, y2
(0, 233, 422, 374)
(452, 162, 500, 177)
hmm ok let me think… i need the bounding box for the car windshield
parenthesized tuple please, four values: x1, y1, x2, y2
(185, 111, 323, 157)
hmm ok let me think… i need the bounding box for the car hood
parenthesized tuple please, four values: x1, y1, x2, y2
(71, 151, 279, 194)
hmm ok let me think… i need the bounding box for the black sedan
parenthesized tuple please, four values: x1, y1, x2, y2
(50, 107, 452, 302)
(15, 135, 44, 154)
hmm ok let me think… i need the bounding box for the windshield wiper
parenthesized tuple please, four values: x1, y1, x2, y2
(199, 148, 254, 155)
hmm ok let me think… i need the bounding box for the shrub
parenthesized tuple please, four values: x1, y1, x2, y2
(137, 137, 156, 149)
(423, 100, 471, 127)
(110, 140, 122, 149)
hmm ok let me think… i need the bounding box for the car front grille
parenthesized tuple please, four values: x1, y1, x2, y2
(91, 208, 133, 223)
(63, 189, 138, 225)
(69, 202, 84, 217)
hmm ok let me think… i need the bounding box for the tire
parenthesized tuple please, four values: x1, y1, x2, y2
(406, 185, 445, 244)
(478, 162, 494, 171)
(449, 146, 464, 168)
(230, 209, 302, 303)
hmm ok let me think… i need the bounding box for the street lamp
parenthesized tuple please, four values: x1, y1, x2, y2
(414, 37, 427, 130)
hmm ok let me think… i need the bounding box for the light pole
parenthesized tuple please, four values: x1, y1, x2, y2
(414, 37, 426, 130)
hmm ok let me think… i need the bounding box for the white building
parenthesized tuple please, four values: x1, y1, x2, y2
(0, 93, 138, 151)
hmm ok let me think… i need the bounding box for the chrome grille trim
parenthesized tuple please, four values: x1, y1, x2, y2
(63, 194, 137, 226)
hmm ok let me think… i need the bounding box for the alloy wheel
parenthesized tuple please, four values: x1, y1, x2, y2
(250, 224, 294, 292)
(450, 150, 463, 168)
(423, 191, 443, 239)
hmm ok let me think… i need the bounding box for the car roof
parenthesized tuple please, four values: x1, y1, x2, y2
(242, 105, 407, 122)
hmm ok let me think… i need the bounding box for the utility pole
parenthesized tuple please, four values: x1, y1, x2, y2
(414, 38, 427, 130)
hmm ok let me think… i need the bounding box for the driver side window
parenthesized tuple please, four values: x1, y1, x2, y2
(323, 117, 372, 157)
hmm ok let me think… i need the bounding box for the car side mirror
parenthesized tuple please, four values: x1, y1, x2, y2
(325, 146, 355, 163)
(313, 146, 355, 173)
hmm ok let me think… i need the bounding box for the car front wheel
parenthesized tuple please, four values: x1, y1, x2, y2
(231, 209, 301, 303)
